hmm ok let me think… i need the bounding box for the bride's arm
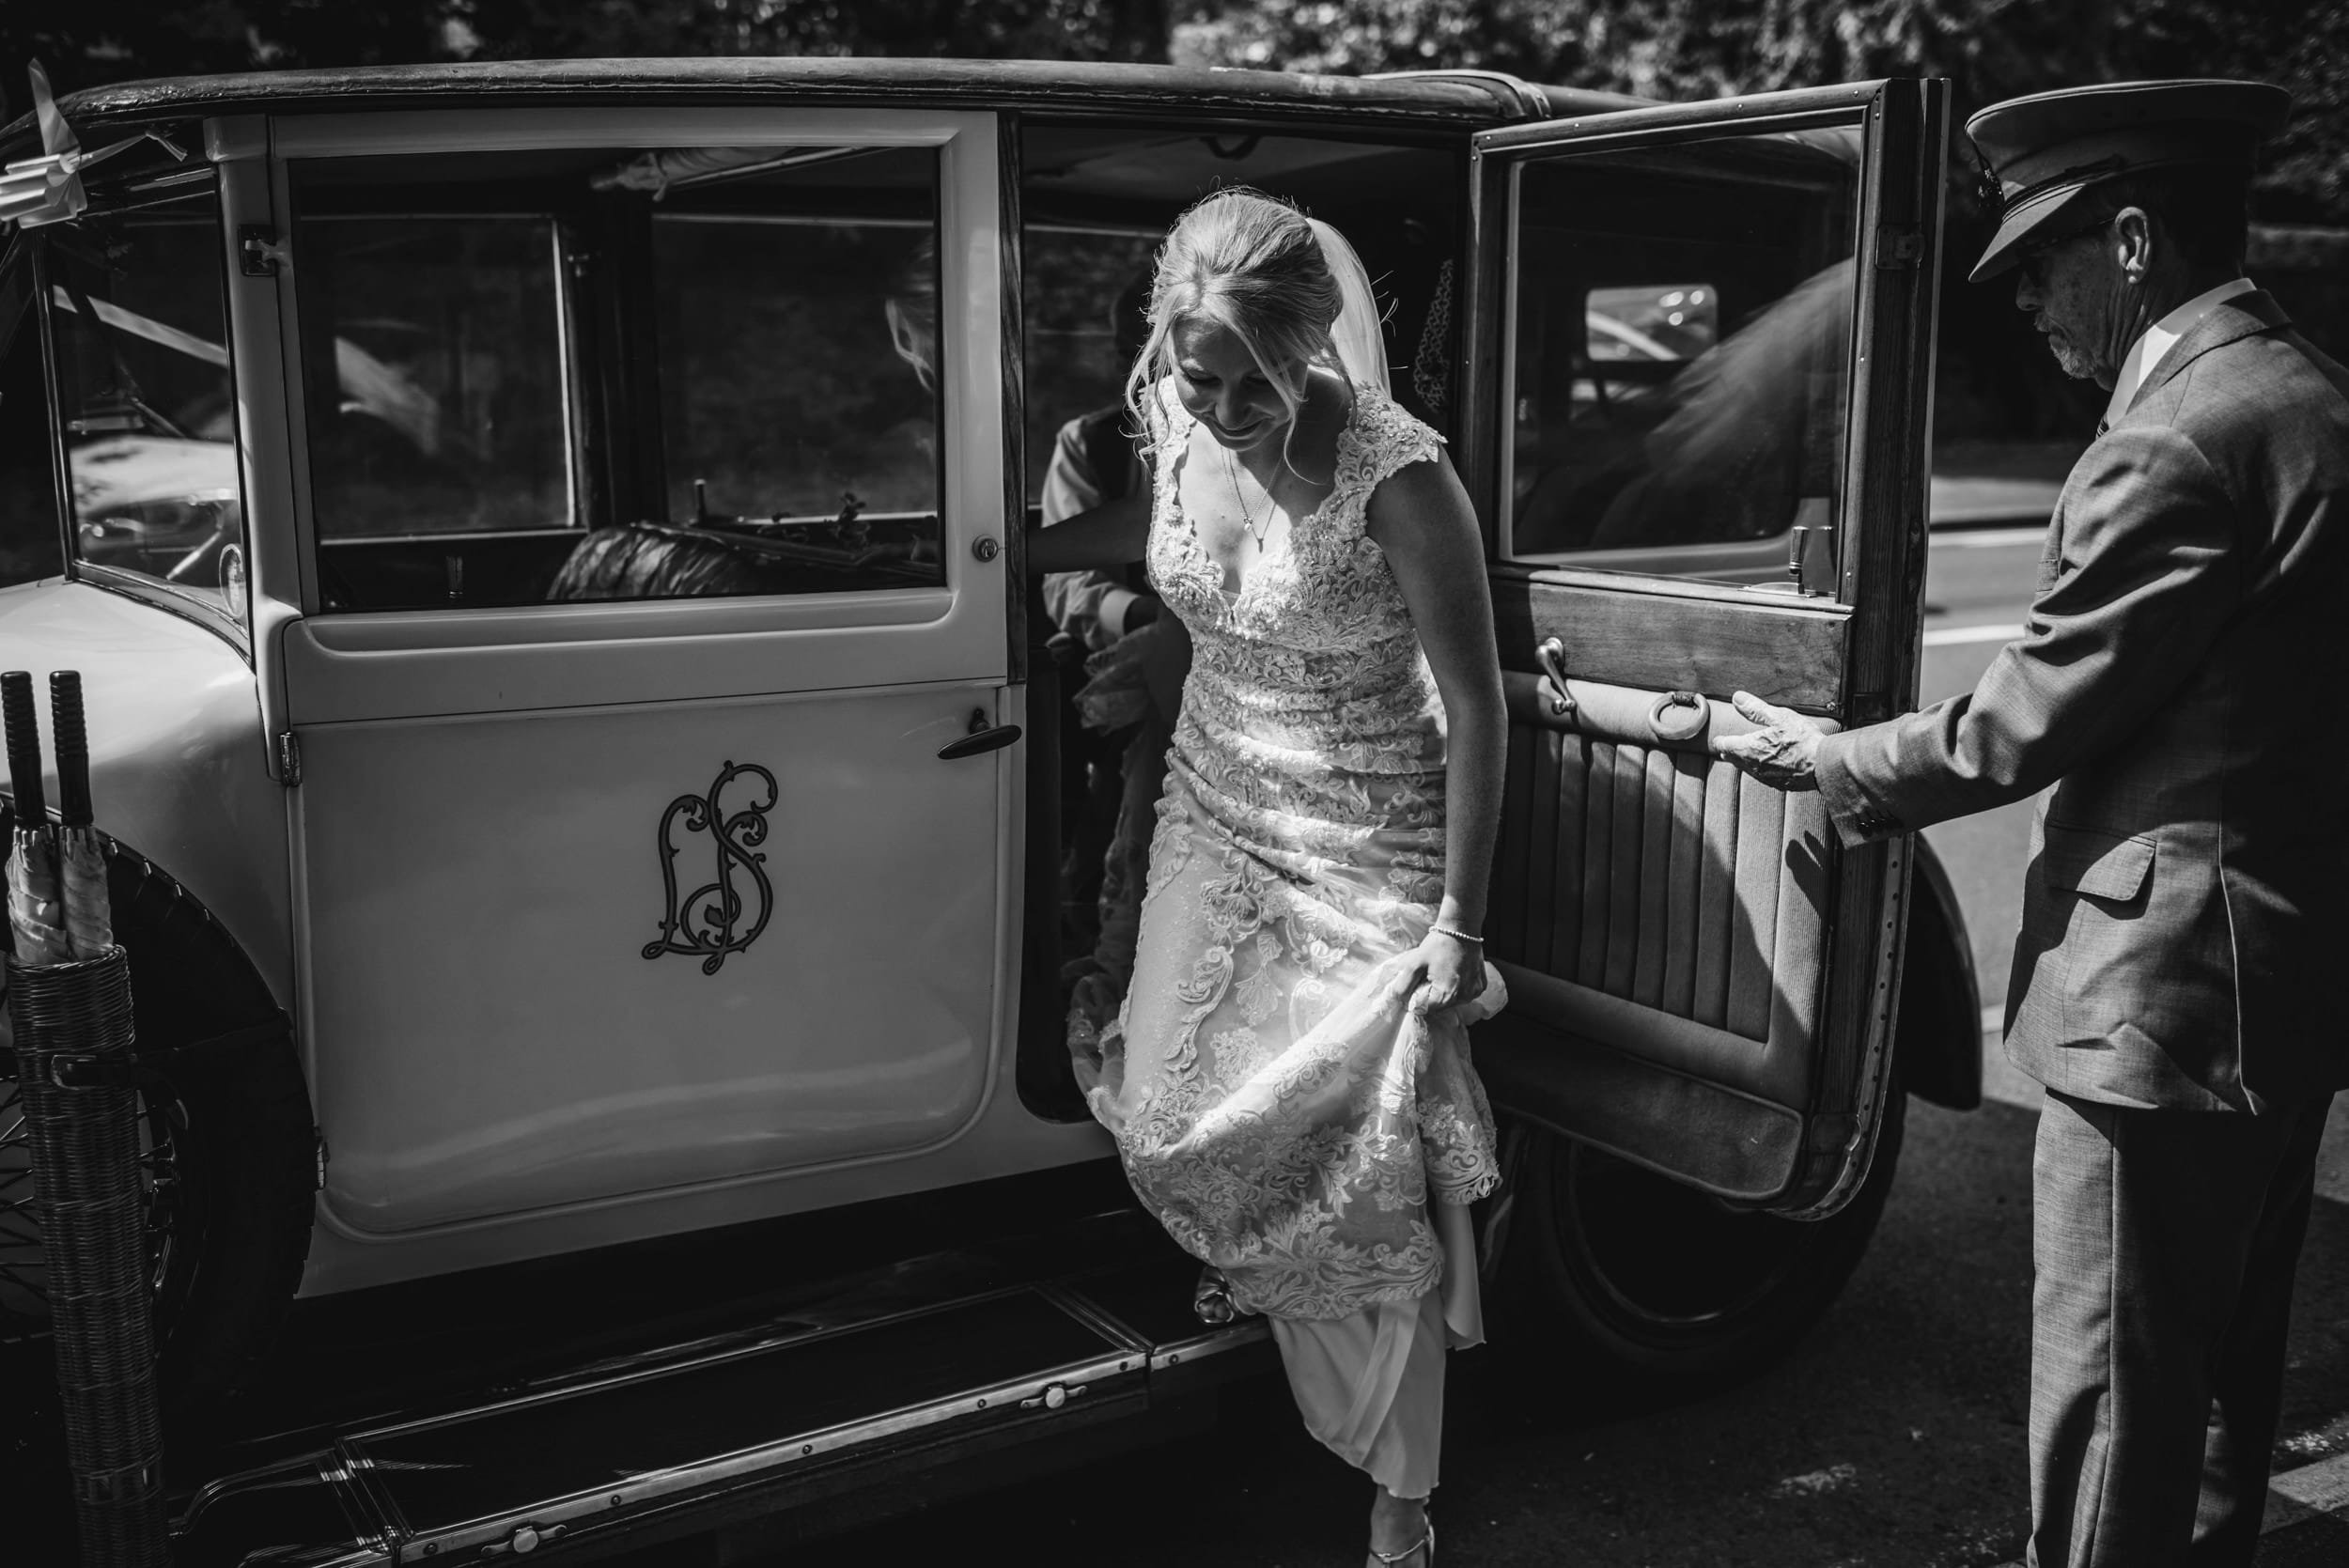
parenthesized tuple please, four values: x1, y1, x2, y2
(1024, 488, 1152, 576)
(1367, 451, 1507, 1011)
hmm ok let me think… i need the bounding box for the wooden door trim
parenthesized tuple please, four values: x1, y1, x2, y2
(1492, 575, 1846, 716)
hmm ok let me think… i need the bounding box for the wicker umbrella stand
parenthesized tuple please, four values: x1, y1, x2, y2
(9, 944, 170, 1566)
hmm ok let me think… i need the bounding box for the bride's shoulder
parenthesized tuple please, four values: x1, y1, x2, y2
(1348, 387, 1445, 482)
(1141, 375, 1190, 448)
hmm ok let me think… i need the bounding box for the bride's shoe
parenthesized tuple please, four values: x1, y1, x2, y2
(1191, 1265, 1236, 1326)
(1368, 1522, 1433, 1567)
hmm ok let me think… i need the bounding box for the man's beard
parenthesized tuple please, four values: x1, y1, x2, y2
(2043, 324, 2101, 380)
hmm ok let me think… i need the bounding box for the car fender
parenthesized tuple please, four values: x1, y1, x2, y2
(1896, 834, 1983, 1110)
(0, 579, 290, 1010)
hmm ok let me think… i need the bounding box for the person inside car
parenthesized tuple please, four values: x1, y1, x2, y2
(1042, 272, 1185, 980)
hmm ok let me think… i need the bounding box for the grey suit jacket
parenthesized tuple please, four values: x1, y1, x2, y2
(1818, 291, 2349, 1111)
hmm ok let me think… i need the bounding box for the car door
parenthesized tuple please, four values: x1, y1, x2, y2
(235, 108, 1019, 1236)
(1462, 80, 1948, 1216)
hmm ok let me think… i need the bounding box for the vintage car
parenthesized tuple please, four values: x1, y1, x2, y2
(0, 57, 1976, 1564)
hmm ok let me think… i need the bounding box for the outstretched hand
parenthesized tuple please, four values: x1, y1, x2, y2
(1709, 691, 1824, 793)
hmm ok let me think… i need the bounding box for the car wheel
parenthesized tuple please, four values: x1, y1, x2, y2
(0, 835, 314, 1441)
(1509, 1080, 1905, 1389)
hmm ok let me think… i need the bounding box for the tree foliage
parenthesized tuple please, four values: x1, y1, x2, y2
(3, 0, 2341, 217)
(1172, 0, 2348, 220)
(0, 0, 1170, 110)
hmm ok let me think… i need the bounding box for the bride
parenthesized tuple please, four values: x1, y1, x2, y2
(1029, 188, 1507, 1568)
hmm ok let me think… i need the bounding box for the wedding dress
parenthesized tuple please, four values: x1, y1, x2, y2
(1071, 375, 1502, 1498)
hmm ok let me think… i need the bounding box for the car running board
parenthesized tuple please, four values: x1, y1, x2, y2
(173, 1259, 1270, 1566)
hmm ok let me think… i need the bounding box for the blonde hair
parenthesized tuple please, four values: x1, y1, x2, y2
(1124, 188, 1346, 460)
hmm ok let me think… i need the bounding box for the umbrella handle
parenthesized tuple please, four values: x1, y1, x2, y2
(51, 671, 90, 829)
(1, 670, 44, 823)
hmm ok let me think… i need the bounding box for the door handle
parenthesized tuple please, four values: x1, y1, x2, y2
(938, 707, 1022, 760)
(1534, 637, 1577, 720)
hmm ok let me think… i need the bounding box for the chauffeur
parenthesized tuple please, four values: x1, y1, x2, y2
(1714, 80, 2349, 1567)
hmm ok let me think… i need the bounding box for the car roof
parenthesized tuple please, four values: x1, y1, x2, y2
(3, 57, 1647, 153)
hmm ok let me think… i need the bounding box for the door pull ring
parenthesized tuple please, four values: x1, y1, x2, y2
(1648, 690, 1709, 745)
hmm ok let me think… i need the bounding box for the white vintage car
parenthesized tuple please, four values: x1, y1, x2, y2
(0, 58, 1979, 1564)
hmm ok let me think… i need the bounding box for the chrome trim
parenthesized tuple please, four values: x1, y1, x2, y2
(176, 1452, 340, 1534)
(376, 1345, 1142, 1560)
(1147, 1319, 1271, 1373)
(174, 1452, 401, 1568)
(312, 1546, 395, 1568)
(351, 1286, 1049, 1441)
(329, 1446, 414, 1560)
(1036, 1281, 1152, 1357)
(507, 1254, 1082, 1398)
(70, 563, 252, 655)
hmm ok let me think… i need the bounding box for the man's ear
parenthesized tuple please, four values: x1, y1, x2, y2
(2110, 206, 2157, 286)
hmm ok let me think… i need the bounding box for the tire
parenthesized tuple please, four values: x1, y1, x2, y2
(1508, 1081, 1906, 1390)
(0, 831, 315, 1439)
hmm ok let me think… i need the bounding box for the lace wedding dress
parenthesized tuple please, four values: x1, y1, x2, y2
(1070, 378, 1503, 1498)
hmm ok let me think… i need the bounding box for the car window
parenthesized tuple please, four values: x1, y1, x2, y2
(0, 249, 62, 588)
(298, 215, 569, 543)
(47, 181, 248, 629)
(653, 203, 941, 538)
(291, 145, 944, 613)
(1020, 226, 1159, 508)
(1504, 128, 1860, 590)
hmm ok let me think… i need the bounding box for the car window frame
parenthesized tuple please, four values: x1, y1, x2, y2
(261, 106, 998, 635)
(0, 232, 70, 586)
(30, 170, 255, 660)
(1486, 109, 1871, 605)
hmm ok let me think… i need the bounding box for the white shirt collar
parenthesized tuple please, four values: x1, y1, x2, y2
(2102, 276, 2258, 430)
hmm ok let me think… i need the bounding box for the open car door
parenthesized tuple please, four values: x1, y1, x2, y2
(1462, 79, 1949, 1234)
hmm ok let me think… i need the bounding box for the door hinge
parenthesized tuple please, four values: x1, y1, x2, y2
(239, 224, 286, 278)
(314, 1131, 329, 1192)
(1875, 224, 1924, 269)
(275, 729, 303, 786)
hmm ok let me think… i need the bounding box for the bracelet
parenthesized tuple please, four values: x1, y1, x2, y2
(1429, 923, 1484, 945)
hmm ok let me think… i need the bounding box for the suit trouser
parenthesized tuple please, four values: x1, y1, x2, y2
(2026, 1087, 2332, 1568)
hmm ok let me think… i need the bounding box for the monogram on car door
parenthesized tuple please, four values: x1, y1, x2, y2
(246, 109, 1014, 1235)
(1462, 81, 1948, 1216)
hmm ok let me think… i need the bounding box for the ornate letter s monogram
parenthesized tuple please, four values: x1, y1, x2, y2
(644, 761, 779, 975)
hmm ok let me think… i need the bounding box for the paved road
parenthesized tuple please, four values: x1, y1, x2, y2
(786, 524, 2349, 1567)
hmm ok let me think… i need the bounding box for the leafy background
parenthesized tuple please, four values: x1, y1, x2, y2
(6, 1, 2340, 218)
(4, 1, 2344, 456)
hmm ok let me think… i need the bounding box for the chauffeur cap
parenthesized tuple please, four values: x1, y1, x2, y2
(1965, 79, 2291, 282)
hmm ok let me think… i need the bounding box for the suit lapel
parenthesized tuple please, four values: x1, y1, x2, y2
(2126, 289, 2292, 416)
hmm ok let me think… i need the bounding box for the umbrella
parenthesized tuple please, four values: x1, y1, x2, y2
(50, 673, 109, 959)
(2, 670, 68, 966)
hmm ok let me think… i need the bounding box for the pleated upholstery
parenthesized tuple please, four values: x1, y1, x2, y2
(1490, 690, 1833, 1107)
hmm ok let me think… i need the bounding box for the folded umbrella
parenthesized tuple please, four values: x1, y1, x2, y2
(51, 672, 109, 959)
(3, 670, 68, 966)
